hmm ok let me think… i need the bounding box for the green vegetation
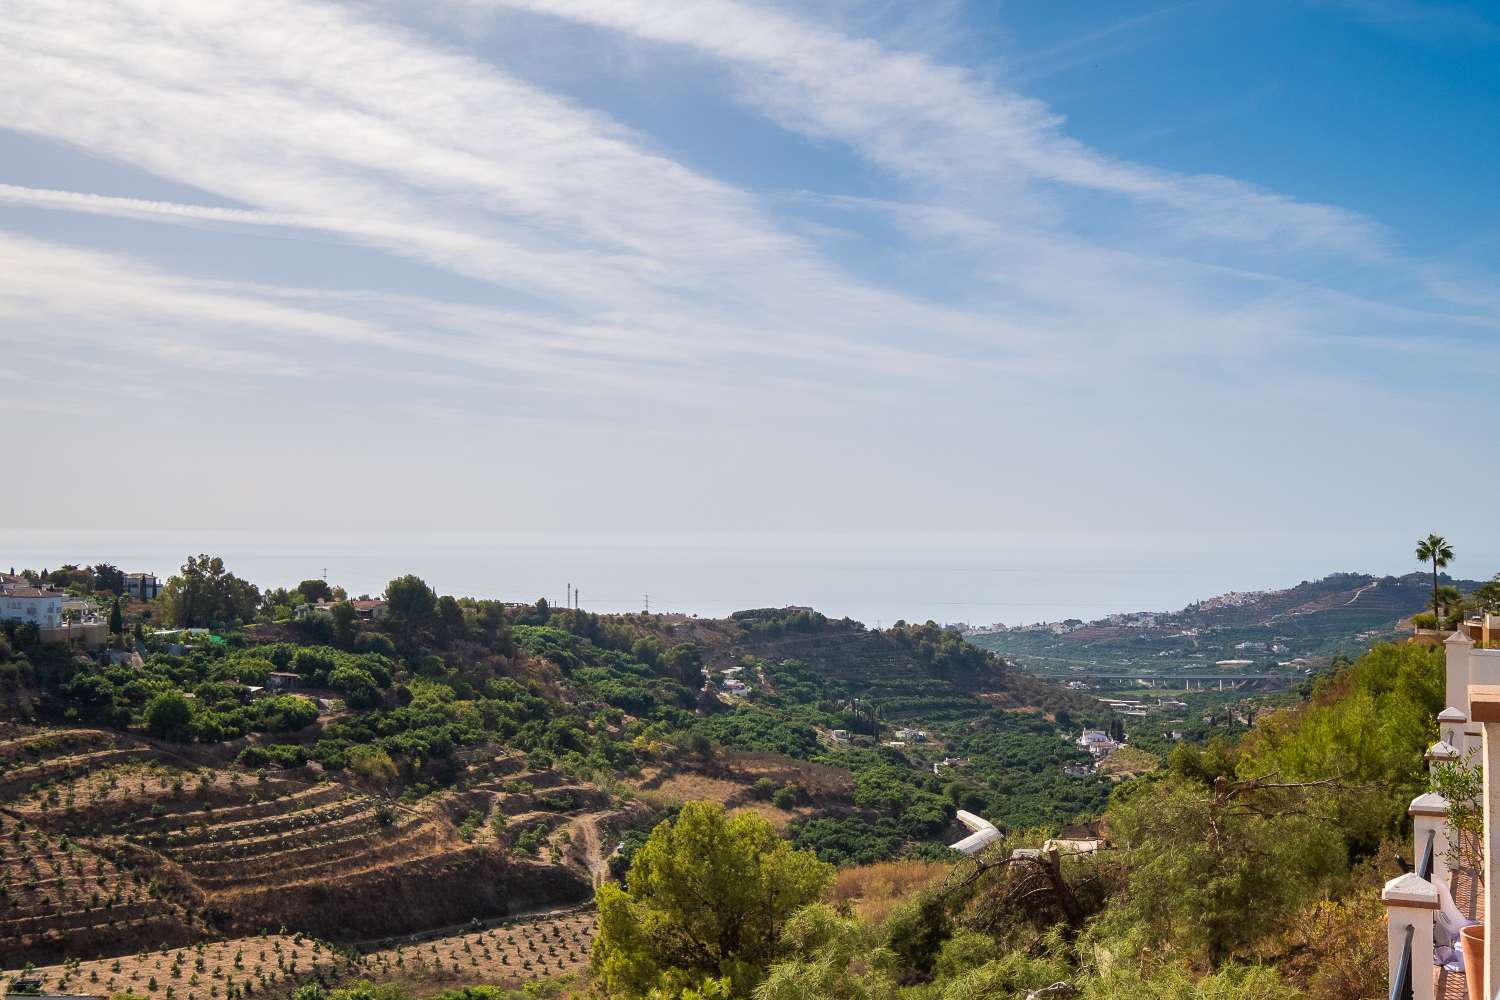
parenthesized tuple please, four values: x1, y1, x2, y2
(593, 802, 831, 997)
(156, 555, 261, 629)
(4, 550, 1451, 1000)
(1415, 533, 1455, 623)
(584, 640, 1438, 998)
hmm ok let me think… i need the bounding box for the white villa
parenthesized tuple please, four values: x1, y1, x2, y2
(0, 582, 63, 629)
(124, 572, 162, 600)
(0, 576, 107, 648)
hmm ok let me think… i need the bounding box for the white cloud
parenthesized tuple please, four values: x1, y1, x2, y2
(0, 0, 1493, 538)
(460, 0, 1389, 259)
(0, 0, 1050, 388)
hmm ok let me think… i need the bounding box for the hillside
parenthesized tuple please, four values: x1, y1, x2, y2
(967, 570, 1481, 677)
(0, 568, 1117, 992)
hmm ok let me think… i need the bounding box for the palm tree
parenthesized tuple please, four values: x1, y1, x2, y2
(1416, 534, 1455, 623)
(1432, 585, 1463, 619)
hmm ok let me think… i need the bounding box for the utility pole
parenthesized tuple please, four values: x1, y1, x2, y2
(567, 582, 571, 609)
(574, 589, 580, 610)
(644, 593, 650, 614)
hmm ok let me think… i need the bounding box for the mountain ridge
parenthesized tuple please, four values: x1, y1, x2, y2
(965, 570, 1483, 676)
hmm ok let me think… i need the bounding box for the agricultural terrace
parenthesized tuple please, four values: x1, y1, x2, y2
(366, 910, 596, 986)
(7, 934, 350, 1000)
(0, 812, 193, 958)
(0, 729, 153, 802)
(9, 911, 598, 1000)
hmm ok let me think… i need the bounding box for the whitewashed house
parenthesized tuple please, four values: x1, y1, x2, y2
(1, 584, 63, 629)
(1077, 729, 1119, 758)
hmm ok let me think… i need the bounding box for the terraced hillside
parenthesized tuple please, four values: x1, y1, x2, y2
(365, 909, 596, 986)
(8, 910, 598, 1000)
(0, 814, 195, 961)
(10, 933, 352, 1000)
(0, 729, 600, 961)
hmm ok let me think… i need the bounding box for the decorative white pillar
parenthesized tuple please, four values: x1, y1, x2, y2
(1382, 872, 1438, 1000)
(1425, 740, 1460, 779)
(1465, 720, 1483, 760)
(1448, 630, 1474, 709)
(1409, 792, 1452, 888)
(1468, 685, 1500, 1000)
(1438, 706, 1468, 754)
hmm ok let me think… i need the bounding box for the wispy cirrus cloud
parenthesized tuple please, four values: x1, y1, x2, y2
(0, 0, 1056, 389)
(459, 0, 1389, 260)
(1, 0, 1495, 540)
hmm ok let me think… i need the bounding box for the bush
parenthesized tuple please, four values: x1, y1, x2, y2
(237, 744, 309, 769)
(144, 692, 193, 739)
(253, 695, 319, 733)
(348, 745, 398, 785)
(770, 783, 800, 809)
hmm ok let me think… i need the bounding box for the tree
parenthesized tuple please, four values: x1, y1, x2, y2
(664, 643, 706, 688)
(156, 555, 261, 628)
(1100, 773, 1346, 967)
(435, 595, 465, 646)
(1432, 584, 1463, 625)
(328, 665, 381, 709)
(296, 579, 334, 605)
(108, 598, 123, 637)
(92, 564, 125, 595)
(383, 575, 436, 637)
(145, 692, 194, 740)
(1475, 575, 1500, 615)
(592, 801, 833, 997)
(330, 601, 358, 647)
(1415, 534, 1454, 627)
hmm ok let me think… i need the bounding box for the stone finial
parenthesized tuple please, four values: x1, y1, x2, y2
(1439, 706, 1469, 723)
(1426, 741, 1462, 763)
(1447, 629, 1475, 646)
(1382, 872, 1440, 908)
(1409, 792, 1450, 817)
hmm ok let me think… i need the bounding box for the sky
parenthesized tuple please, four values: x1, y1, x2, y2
(3, 0, 1499, 586)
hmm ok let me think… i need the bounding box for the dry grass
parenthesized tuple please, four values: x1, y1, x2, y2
(827, 860, 951, 924)
(725, 751, 853, 799)
(626, 769, 806, 830)
(629, 770, 743, 803)
(1096, 746, 1160, 778)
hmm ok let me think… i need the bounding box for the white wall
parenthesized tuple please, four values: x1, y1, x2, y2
(1, 593, 63, 628)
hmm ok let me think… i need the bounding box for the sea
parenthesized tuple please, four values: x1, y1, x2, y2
(0, 529, 1440, 628)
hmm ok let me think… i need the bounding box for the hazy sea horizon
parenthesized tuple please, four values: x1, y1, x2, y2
(2, 529, 1464, 628)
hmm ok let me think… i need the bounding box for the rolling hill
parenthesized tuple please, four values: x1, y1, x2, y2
(967, 570, 1482, 677)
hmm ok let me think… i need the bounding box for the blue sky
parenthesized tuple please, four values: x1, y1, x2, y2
(2, 0, 1498, 577)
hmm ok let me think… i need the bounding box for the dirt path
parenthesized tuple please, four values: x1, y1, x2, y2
(570, 811, 611, 888)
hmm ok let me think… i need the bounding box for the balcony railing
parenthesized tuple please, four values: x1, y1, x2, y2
(1417, 828, 1435, 881)
(1389, 922, 1414, 1000)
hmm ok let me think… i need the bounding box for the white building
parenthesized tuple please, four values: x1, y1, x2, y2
(1078, 729, 1119, 758)
(124, 572, 162, 600)
(1, 585, 64, 629)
